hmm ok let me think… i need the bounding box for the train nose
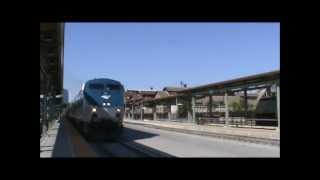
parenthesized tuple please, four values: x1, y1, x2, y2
(102, 107, 121, 118)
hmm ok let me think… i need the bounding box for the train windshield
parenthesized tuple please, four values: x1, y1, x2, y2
(105, 84, 121, 91)
(89, 83, 104, 90)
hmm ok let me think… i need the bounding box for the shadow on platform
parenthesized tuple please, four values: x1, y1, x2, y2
(120, 127, 159, 142)
(51, 121, 73, 157)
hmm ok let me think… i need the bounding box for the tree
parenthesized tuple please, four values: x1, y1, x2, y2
(230, 101, 244, 112)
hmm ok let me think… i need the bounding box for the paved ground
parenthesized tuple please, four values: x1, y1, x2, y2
(40, 119, 98, 158)
(122, 123, 280, 157)
(124, 119, 280, 143)
(40, 120, 73, 157)
(40, 118, 280, 158)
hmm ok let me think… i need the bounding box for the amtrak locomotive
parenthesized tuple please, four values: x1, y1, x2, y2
(66, 78, 125, 140)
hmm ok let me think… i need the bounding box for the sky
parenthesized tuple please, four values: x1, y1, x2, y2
(63, 23, 279, 101)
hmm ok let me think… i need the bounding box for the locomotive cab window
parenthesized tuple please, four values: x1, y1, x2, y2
(89, 83, 104, 90)
(106, 84, 121, 91)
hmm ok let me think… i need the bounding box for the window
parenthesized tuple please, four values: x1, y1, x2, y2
(106, 84, 121, 90)
(89, 83, 104, 90)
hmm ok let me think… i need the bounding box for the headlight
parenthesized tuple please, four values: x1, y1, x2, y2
(107, 103, 111, 106)
(116, 108, 121, 112)
(102, 102, 106, 106)
(92, 108, 97, 112)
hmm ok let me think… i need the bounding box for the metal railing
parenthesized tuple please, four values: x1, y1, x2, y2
(197, 116, 277, 128)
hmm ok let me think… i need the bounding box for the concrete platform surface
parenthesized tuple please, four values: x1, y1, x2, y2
(40, 119, 98, 158)
(124, 119, 280, 145)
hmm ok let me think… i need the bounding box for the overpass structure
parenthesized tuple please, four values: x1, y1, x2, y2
(40, 23, 65, 138)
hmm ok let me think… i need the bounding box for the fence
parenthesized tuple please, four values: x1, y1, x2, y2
(197, 116, 277, 127)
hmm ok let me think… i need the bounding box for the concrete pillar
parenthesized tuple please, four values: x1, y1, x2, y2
(277, 85, 280, 130)
(153, 105, 157, 121)
(187, 97, 192, 122)
(192, 96, 196, 123)
(244, 89, 248, 117)
(131, 105, 134, 120)
(208, 95, 212, 116)
(140, 103, 144, 121)
(224, 91, 229, 126)
(176, 97, 179, 119)
(266, 87, 271, 97)
(167, 103, 171, 120)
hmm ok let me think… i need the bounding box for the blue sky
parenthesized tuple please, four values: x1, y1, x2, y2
(64, 23, 279, 100)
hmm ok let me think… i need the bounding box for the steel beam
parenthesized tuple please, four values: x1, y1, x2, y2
(190, 80, 278, 97)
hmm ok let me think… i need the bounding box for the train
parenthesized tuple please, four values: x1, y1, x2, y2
(66, 78, 125, 141)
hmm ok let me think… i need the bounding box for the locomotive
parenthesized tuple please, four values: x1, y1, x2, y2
(66, 78, 125, 140)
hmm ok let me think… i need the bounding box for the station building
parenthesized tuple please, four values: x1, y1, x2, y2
(125, 70, 280, 128)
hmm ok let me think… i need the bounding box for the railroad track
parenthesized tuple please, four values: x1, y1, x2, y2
(67, 117, 174, 157)
(92, 138, 174, 158)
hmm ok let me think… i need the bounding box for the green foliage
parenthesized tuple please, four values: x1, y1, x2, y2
(230, 101, 244, 112)
(178, 103, 187, 116)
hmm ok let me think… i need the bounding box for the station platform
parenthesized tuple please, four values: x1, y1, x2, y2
(124, 119, 280, 145)
(40, 118, 98, 158)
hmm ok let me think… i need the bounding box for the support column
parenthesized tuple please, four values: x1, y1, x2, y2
(266, 86, 271, 97)
(192, 96, 196, 123)
(244, 89, 248, 118)
(224, 91, 229, 126)
(176, 97, 179, 119)
(277, 84, 280, 131)
(208, 95, 212, 117)
(153, 105, 157, 121)
(167, 103, 171, 121)
(131, 105, 134, 120)
(140, 103, 144, 121)
(187, 97, 192, 122)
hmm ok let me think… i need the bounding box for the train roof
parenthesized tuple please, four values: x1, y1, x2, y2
(85, 78, 123, 86)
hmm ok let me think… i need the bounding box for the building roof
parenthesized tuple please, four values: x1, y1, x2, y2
(178, 70, 279, 94)
(139, 91, 158, 95)
(125, 90, 158, 104)
(163, 87, 186, 92)
(155, 91, 170, 98)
